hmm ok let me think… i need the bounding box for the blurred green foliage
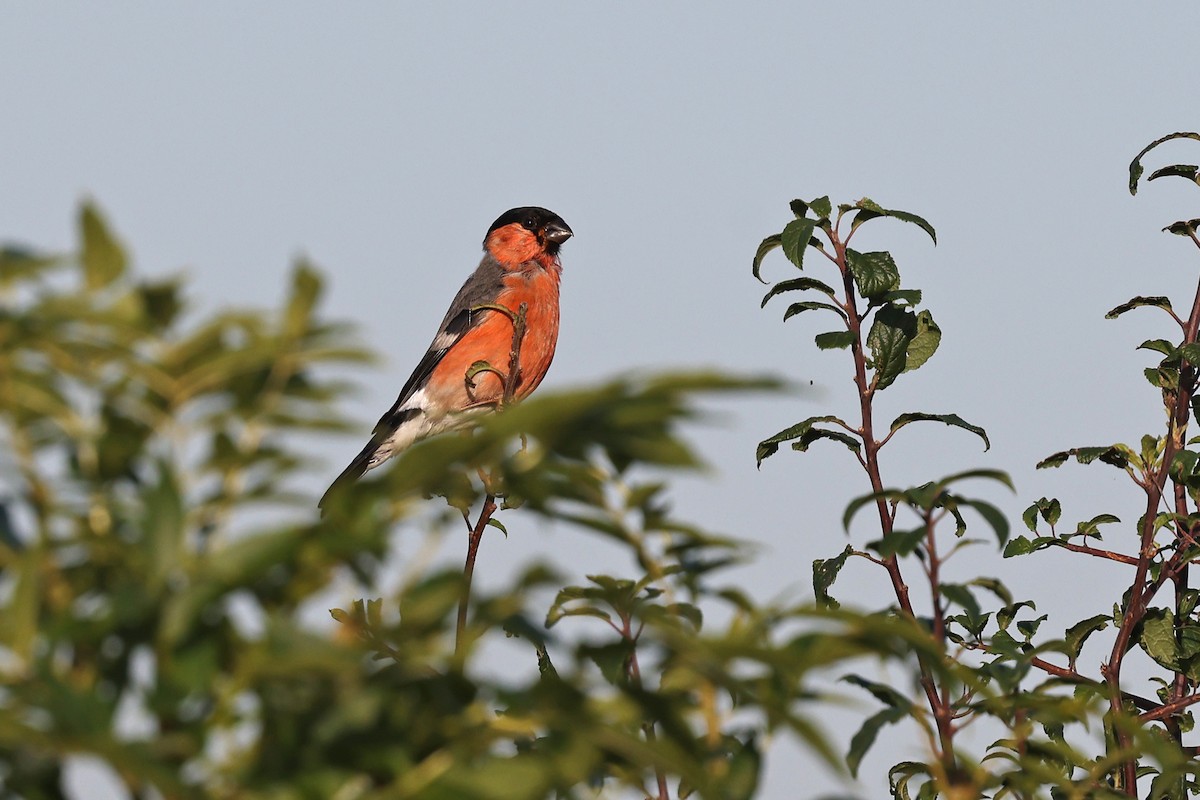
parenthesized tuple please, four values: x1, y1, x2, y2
(0, 204, 913, 799)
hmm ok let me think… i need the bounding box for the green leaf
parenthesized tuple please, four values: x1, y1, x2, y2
(1139, 339, 1177, 357)
(813, 545, 853, 608)
(888, 412, 990, 451)
(808, 196, 832, 220)
(842, 488, 906, 532)
(868, 527, 926, 559)
(970, 577, 1013, 606)
(1164, 219, 1200, 237)
(878, 288, 922, 308)
(757, 415, 853, 466)
(883, 209, 938, 245)
(793, 428, 863, 456)
(1130, 132, 1200, 194)
(760, 276, 838, 307)
(1180, 343, 1200, 366)
(582, 640, 635, 684)
(904, 310, 941, 372)
(847, 250, 901, 299)
(79, 201, 127, 290)
(1003, 535, 1035, 557)
(780, 218, 819, 270)
(850, 198, 937, 244)
(940, 583, 980, 618)
(1139, 608, 1180, 670)
(1023, 497, 1061, 530)
(1076, 513, 1120, 537)
(1037, 446, 1129, 470)
(842, 675, 910, 777)
(996, 600, 1036, 630)
(783, 300, 847, 322)
(815, 331, 855, 350)
(1148, 163, 1200, 185)
(1065, 614, 1110, 667)
(866, 305, 914, 390)
(752, 233, 782, 283)
(930, 468, 1015, 493)
(1105, 296, 1173, 319)
(958, 498, 1010, 546)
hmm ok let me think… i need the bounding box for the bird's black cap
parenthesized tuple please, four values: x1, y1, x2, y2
(486, 206, 573, 244)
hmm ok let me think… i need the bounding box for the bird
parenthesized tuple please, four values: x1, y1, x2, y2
(319, 206, 572, 510)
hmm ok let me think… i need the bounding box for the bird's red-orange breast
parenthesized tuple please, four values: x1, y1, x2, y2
(318, 205, 571, 512)
(424, 261, 561, 410)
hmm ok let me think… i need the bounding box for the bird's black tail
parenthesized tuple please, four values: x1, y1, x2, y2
(317, 444, 375, 515)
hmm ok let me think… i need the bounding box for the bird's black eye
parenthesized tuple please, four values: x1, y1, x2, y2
(523, 218, 536, 230)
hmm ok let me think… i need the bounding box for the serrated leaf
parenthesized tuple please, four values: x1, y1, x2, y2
(1003, 535, 1034, 558)
(793, 428, 863, 456)
(1139, 608, 1180, 670)
(1105, 296, 1173, 319)
(760, 276, 838, 307)
(79, 202, 127, 290)
(889, 412, 990, 450)
(866, 305, 914, 390)
(808, 196, 832, 220)
(849, 199, 937, 244)
(813, 545, 853, 608)
(756, 415, 853, 466)
(1139, 339, 1177, 356)
(780, 218, 819, 270)
(752, 233, 782, 283)
(847, 250, 900, 298)
(904, 310, 940, 372)
(1180, 343, 1200, 366)
(882, 208, 938, 244)
(1037, 447, 1129, 470)
(815, 331, 855, 350)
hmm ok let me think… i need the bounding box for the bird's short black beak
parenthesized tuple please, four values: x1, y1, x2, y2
(543, 222, 573, 244)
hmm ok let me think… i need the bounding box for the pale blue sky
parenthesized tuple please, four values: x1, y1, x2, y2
(4, 4, 1200, 797)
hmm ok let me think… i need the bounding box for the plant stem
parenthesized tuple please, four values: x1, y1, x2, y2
(1104, 256, 1200, 793)
(454, 303, 528, 656)
(623, 614, 669, 800)
(830, 226, 957, 775)
(456, 494, 497, 654)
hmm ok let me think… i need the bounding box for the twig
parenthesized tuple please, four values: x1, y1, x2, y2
(1104, 260, 1200, 793)
(622, 613, 669, 800)
(1139, 691, 1200, 723)
(454, 303, 529, 656)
